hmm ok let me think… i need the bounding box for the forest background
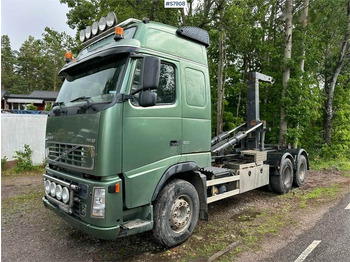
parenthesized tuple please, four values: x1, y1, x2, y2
(1, 0, 349, 165)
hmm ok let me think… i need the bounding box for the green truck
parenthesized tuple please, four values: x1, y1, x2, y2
(43, 13, 309, 247)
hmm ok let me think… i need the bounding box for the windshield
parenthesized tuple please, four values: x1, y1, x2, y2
(56, 58, 126, 106)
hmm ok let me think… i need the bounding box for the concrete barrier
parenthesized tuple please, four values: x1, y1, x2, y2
(1, 114, 47, 165)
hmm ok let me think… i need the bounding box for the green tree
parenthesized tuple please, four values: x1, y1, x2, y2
(323, 0, 350, 145)
(1, 35, 17, 91)
(16, 36, 43, 93)
(41, 27, 76, 91)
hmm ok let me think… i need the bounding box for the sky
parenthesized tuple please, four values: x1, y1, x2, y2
(1, 0, 76, 51)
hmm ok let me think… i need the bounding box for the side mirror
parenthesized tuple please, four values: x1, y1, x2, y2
(139, 90, 157, 107)
(142, 56, 160, 90)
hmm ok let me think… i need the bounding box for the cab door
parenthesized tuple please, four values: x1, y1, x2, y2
(122, 58, 182, 208)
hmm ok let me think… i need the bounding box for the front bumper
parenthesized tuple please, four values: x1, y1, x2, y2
(43, 196, 120, 240)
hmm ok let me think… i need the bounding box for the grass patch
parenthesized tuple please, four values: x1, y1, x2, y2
(342, 171, 350, 178)
(282, 185, 341, 208)
(237, 210, 288, 249)
(310, 158, 350, 171)
(301, 185, 340, 199)
(2, 189, 44, 215)
(1, 167, 45, 177)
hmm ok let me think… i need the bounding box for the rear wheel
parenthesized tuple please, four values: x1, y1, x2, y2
(270, 158, 293, 194)
(293, 155, 307, 187)
(153, 179, 199, 247)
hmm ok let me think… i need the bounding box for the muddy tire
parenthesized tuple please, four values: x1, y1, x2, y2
(153, 179, 199, 247)
(270, 158, 293, 194)
(293, 155, 307, 187)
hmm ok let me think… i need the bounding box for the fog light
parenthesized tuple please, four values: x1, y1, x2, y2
(45, 180, 51, 194)
(50, 182, 56, 197)
(92, 188, 105, 218)
(62, 187, 70, 204)
(55, 185, 63, 200)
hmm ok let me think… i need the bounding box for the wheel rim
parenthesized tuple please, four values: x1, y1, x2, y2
(298, 162, 306, 181)
(169, 195, 193, 233)
(283, 165, 293, 187)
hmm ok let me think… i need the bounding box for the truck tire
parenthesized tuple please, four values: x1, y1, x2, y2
(293, 155, 307, 187)
(270, 158, 293, 194)
(153, 179, 199, 247)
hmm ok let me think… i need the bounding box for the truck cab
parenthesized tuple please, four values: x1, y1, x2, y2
(43, 14, 309, 247)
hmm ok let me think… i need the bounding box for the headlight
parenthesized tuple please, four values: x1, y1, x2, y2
(55, 185, 63, 201)
(44, 180, 51, 194)
(50, 182, 56, 197)
(92, 188, 105, 218)
(62, 187, 70, 204)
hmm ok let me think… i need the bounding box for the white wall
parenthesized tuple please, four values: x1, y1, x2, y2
(1, 114, 47, 165)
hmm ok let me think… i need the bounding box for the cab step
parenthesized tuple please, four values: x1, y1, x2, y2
(122, 219, 152, 230)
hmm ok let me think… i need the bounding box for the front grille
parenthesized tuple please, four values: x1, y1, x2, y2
(47, 142, 94, 170)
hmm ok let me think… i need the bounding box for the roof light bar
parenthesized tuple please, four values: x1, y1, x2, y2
(80, 17, 141, 47)
(79, 12, 123, 44)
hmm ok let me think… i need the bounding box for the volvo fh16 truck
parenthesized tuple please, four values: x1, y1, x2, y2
(43, 13, 309, 247)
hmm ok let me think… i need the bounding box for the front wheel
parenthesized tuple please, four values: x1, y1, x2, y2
(153, 179, 199, 247)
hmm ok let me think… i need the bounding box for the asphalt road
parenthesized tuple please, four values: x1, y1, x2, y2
(261, 192, 350, 262)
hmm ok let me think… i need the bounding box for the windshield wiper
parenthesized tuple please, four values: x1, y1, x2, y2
(53, 101, 65, 107)
(70, 96, 91, 103)
(70, 96, 97, 112)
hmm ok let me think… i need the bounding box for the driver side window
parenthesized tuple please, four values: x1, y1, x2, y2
(131, 59, 176, 106)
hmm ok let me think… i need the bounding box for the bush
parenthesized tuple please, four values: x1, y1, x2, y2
(26, 103, 37, 111)
(13, 144, 36, 173)
(44, 103, 52, 111)
(319, 144, 350, 159)
(1, 156, 7, 170)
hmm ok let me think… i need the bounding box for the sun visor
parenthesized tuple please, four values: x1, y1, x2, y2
(59, 40, 140, 76)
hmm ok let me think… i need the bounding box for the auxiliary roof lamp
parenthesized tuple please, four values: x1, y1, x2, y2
(79, 12, 118, 43)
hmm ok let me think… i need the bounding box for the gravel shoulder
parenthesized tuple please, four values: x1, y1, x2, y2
(1, 169, 349, 261)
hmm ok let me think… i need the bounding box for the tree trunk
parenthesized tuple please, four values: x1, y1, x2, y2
(216, 30, 225, 135)
(150, 0, 159, 21)
(237, 55, 248, 117)
(292, 0, 309, 148)
(325, 0, 350, 145)
(300, 0, 309, 72)
(279, 0, 293, 146)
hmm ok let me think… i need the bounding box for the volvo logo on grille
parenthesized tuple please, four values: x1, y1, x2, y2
(54, 145, 79, 161)
(62, 150, 69, 159)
